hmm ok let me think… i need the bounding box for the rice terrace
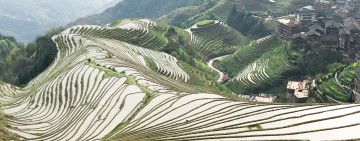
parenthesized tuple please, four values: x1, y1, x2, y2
(1, 0, 360, 140)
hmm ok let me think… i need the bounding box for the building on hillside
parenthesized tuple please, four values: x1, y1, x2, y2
(292, 32, 307, 45)
(287, 81, 310, 100)
(220, 74, 229, 84)
(309, 24, 325, 34)
(296, 8, 318, 24)
(344, 17, 360, 37)
(321, 34, 339, 48)
(344, 17, 360, 48)
(339, 27, 352, 49)
(255, 93, 275, 103)
(314, 0, 333, 9)
(352, 67, 360, 102)
(238, 93, 275, 103)
(307, 30, 322, 42)
(351, 11, 360, 23)
(325, 21, 342, 35)
(277, 18, 300, 41)
(346, 0, 360, 12)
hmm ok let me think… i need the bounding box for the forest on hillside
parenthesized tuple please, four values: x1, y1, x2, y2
(0, 28, 61, 86)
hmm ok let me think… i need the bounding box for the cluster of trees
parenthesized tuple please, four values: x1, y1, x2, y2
(161, 27, 198, 66)
(0, 28, 62, 86)
(227, 5, 270, 39)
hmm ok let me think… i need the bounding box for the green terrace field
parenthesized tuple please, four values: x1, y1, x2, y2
(68, 19, 169, 51)
(318, 78, 351, 102)
(189, 20, 249, 60)
(317, 62, 360, 103)
(201, 0, 315, 21)
(196, 20, 215, 27)
(221, 37, 295, 93)
(216, 35, 280, 77)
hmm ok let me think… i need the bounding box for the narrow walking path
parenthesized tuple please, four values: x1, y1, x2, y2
(207, 55, 231, 82)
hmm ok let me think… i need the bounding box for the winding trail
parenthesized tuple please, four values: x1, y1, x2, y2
(207, 55, 231, 82)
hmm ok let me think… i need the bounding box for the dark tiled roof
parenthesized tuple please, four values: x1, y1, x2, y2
(325, 21, 342, 28)
(307, 30, 322, 37)
(343, 18, 360, 31)
(351, 11, 360, 19)
(321, 35, 338, 42)
(339, 28, 351, 35)
(309, 24, 324, 32)
(293, 33, 307, 40)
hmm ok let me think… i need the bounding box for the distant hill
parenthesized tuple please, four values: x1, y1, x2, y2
(67, 0, 210, 27)
(0, 0, 122, 42)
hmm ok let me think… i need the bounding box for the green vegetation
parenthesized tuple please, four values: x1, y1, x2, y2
(68, 0, 212, 26)
(227, 5, 270, 39)
(196, 20, 215, 27)
(216, 36, 281, 77)
(225, 39, 296, 94)
(318, 78, 351, 102)
(0, 28, 61, 86)
(189, 21, 249, 60)
(144, 56, 158, 72)
(315, 61, 360, 103)
(158, 1, 217, 27)
(209, 0, 314, 21)
(89, 63, 126, 78)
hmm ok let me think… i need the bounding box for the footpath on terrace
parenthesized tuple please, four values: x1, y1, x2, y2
(207, 55, 230, 82)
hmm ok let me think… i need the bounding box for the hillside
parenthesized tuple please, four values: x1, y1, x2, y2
(0, 19, 360, 140)
(67, 0, 210, 27)
(0, 0, 121, 42)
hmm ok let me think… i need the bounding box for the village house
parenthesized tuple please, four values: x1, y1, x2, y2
(277, 18, 300, 41)
(307, 30, 322, 42)
(292, 32, 307, 45)
(339, 27, 351, 49)
(336, 0, 360, 18)
(287, 81, 310, 102)
(314, 0, 333, 9)
(255, 93, 275, 103)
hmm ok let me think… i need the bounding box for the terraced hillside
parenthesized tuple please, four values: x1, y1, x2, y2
(215, 36, 299, 94)
(1, 19, 360, 140)
(209, 0, 314, 20)
(188, 20, 248, 60)
(317, 62, 360, 103)
(216, 35, 281, 76)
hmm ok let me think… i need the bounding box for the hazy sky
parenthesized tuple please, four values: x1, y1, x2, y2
(0, 0, 121, 42)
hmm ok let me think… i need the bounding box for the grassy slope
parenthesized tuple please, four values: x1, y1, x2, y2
(216, 35, 281, 77)
(317, 62, 360, 102)
(225, 39, 295, 94)
(189, 21, 249, 61)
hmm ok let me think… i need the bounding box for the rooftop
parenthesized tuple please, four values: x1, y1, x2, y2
(325, 21, 343, 28)
(309, 24, 325, 32)
(293, 32, 307, 40)
(287, 81, 309, 98)
(255, 96, 274, 103)
(278, 18, 299, 26)
(307, 30, 322, 36)
(339, 28, 351, 35)
(322, 35, 339, 42)
(344, 18, 360, 31)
